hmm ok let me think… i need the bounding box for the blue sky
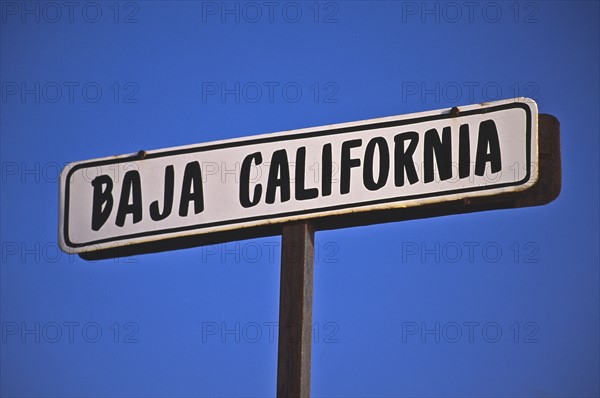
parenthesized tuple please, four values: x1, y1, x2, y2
(1, 1, 598, 397)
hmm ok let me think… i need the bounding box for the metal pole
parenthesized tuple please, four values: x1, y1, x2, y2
(276, 221, 314, 398)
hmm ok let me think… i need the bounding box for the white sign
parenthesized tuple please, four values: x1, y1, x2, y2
(59, 98, 537, 255)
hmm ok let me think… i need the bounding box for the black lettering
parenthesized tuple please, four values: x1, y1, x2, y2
(116, 170, 142, 227)
(240, 152, 262, 208)
(394, 132, 419, 186)
(475, 120, 502, 176)
(322, 143, 332, 197)
(363, 137, 390, 191)
(340, 139, 362, 195)
(295, 147, 319, 200)
(266, 150, 291, 204)
(424, 127, 452, 183)
(150, 165, 174, 221)
(459, 124, 471, 179)
(91, 175, 113, 231)
(178, 161, 204, 217)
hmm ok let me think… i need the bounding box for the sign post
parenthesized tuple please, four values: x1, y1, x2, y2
(277, 221, 314, 397)
(58, 98, 561, 397)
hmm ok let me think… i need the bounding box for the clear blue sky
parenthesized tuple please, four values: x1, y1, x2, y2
(1, 1, 598, 397)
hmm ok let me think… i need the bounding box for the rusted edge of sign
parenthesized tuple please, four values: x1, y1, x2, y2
(79, 114, 561, 260)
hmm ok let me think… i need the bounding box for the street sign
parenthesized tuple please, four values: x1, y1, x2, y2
(59, 98, 554, 258)
(58, 97, 561, 396)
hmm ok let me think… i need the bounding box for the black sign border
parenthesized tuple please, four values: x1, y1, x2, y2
(63, 102, 532, 249)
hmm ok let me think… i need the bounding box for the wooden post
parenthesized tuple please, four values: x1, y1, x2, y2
(277, 221, 315, 398)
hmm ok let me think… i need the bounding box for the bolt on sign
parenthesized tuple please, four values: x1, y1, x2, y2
(58, 98, 560, 259)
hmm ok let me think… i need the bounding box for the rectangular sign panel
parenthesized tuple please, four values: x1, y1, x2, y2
(59, 98, 538, 256)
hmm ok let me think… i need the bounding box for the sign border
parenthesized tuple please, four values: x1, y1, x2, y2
(62, 101, 532, 250)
